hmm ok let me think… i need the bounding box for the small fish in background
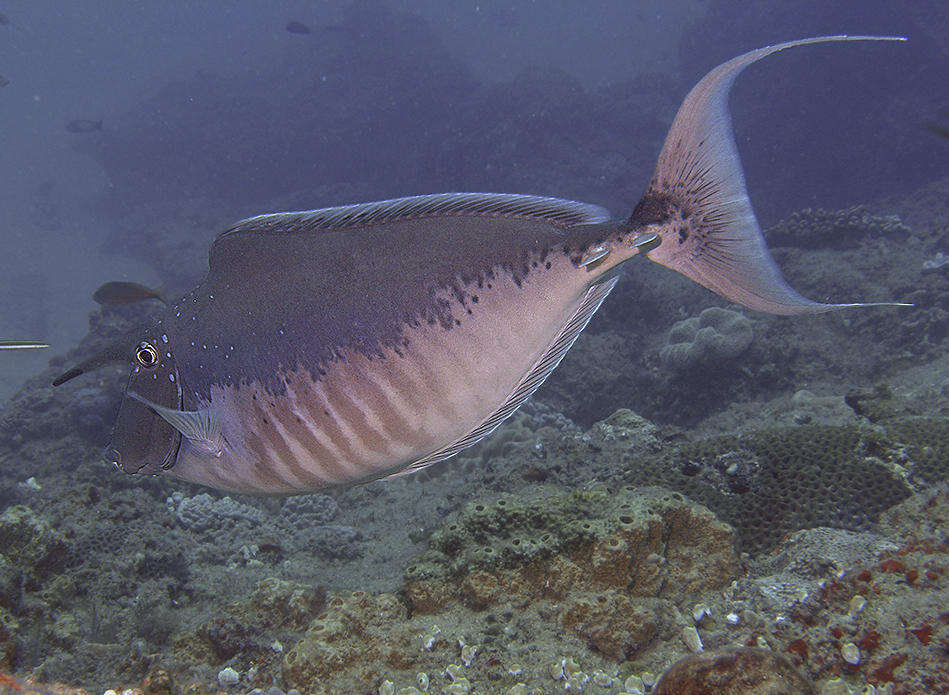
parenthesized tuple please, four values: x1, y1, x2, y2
(0, 12, 9, 26)
(0, 340, 49, 350)
(285, 20, 311, 35)
(65, 119, 103, 133)
(0, 75, 8, 88)
(923, 108, 949, 139)
(93, 281, 167, 307)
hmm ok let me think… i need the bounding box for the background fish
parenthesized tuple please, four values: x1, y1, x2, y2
(0, 340, 48, 350)
(285, 20, 311, 35)
(55, 36, 907, 495)
(92, 280, 167, 306)
(923, 109, 949, 138)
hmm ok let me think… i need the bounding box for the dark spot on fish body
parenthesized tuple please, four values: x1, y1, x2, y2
(628, 191, 674, 227)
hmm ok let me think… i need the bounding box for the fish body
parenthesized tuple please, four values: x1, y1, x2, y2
(58, 36, 908, 495)
(0, 75, 8, 88)
(66, 119, 103, 133)
(125, 197, 640, 492)
(93, 281, 167, 306)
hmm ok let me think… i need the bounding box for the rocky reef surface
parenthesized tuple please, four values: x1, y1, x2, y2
(0, 179, 945, 694)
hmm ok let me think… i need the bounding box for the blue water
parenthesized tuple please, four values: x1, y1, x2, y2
(0, 1, 945, 692)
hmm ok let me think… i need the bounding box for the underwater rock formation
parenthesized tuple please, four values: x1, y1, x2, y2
(501, 410, 928, 556)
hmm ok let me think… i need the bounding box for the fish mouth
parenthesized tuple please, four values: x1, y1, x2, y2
(107, 437, 181, 475)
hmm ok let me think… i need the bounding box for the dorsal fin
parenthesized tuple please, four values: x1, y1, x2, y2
(638, 35, 909, 315)
(217, 192, 612, 244)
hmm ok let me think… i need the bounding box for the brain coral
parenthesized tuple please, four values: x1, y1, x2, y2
(660, 307, 754, 372)
(620, 424, 916, 554)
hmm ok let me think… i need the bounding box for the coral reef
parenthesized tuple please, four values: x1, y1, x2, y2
(0, 505, 68, 591)
(404, 486, 739, 598)
(647, 425, 914, 554)
(532, 416, 920, 555)
(0, 367, 943, 692)
(270, 486, 741, 693)
(765, 206, 912, 250)
(729, 487, 949, 695)
(282, 591, 411, 691)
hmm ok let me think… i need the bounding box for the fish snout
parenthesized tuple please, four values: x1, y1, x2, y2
(105, 445, 150, 474)
(106, 446, 123, 471)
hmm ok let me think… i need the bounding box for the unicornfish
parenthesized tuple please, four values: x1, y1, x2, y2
(54, 36, 909, 494)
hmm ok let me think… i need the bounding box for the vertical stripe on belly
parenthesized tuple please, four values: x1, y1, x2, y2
(350, 364, 433, 460)
(321, 367, 391, 457)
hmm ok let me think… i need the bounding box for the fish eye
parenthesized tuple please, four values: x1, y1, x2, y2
(135, 342, 160, 368)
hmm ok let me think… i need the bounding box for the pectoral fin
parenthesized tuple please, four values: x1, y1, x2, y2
(127, 391, 224, 456)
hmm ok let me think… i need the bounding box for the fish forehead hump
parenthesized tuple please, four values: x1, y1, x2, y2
(174, 194, 614, 396)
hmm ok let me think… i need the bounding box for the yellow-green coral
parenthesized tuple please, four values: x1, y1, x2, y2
(405, 487, 740, 605)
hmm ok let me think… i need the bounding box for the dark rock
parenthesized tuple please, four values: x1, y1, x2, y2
(653, 647, 815, 695)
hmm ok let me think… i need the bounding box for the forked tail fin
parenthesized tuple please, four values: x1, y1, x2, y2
(636, 35, 910, 315)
